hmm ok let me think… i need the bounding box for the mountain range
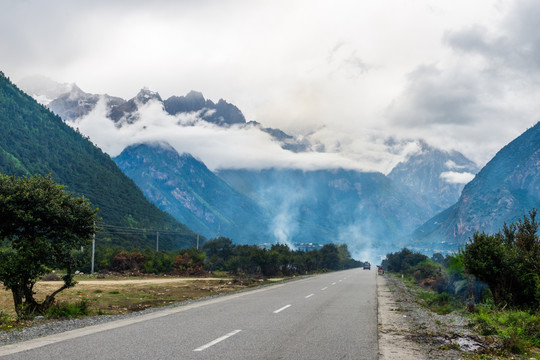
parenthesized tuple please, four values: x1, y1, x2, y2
(15, 74, 540, 260)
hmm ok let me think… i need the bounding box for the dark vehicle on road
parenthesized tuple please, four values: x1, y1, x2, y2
(363, 262, 370, 270)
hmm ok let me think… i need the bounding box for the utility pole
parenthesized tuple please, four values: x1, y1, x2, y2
(91, 223, 95, 274)
(156, 231, 159, 252)
(197, 233, 199, 250)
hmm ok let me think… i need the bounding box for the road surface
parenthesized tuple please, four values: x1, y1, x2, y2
(0, 268, 377, 359)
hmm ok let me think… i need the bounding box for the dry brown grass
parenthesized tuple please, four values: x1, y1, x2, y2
(0, 277, 258, 318)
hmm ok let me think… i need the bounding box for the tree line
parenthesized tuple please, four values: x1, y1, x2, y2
(85, 237, 362, 277)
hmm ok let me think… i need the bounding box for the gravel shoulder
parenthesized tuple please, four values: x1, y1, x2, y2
(378, 273, 483, 360)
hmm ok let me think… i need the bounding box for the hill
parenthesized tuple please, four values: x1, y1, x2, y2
(0, 71, 197, 250)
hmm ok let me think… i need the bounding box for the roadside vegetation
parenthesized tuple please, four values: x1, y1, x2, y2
(86, 237, 362, 278)
(382, 210, 540, 358)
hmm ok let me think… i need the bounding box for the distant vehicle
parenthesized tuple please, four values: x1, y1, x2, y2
(363, 262, 370, 270)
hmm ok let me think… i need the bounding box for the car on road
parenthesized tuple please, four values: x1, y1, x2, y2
(363, 262, 370, 270)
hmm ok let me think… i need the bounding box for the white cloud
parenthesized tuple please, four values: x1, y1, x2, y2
(440, 171, 475, 184)
(68, 97, 411, 173)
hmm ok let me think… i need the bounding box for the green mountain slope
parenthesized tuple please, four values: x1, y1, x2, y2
(0, 71, 197, 250)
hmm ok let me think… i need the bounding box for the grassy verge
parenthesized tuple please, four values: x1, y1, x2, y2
(400, 274, 465, 315)
(467, 305, 540, 358)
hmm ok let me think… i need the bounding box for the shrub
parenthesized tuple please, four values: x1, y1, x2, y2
(41, 273, 62, 281)
(46, 299, 90, 319)
(110, 251, 145, 272)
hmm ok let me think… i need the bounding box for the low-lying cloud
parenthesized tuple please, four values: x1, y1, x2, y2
(440, 171, 475, 184)
(68, 97, 410, 173)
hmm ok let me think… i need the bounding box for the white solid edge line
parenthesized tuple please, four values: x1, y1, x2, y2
(193, 329, 242, 352)
(273, 304, 291, 314)
(305, 293, 314, 298)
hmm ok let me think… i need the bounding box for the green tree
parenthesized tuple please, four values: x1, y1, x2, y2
(463, 210, 540, 308)
(0, 174, 98, 317)
(320, 244, 340, 270)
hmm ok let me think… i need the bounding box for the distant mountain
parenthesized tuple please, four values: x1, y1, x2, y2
(411, 122, 540, 251)
(0, 71, 197, 250)
(113, 142, 270, 243)
(217, 168, 434, 255)
(389, 141, 478, 215)
(164, 90, 246, 126)
(108, 88, 162, 125)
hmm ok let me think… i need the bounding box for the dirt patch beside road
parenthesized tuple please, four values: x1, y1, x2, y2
(377, 274, 482, 360)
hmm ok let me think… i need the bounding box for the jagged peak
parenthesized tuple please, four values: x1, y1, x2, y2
(185, 90, 205, 101)
(135, 88, 162, 103)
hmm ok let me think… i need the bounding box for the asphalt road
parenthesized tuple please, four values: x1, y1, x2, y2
(0, 268, 378, 359)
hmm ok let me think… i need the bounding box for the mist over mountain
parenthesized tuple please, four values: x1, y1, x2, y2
(0, 71, 197, 250)
(389, 140, 478, 214)
(411, 122, 540, 252)
(217, 167, 437, 259)
(113, 142, 270, 243)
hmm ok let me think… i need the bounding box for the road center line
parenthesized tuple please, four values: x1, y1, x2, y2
(321, 286, 328, 291)
(273, 304, 292, 314)
(193, 329, 242, 352)
(305, 293, 314, 298)
(331, 282, 336, 285)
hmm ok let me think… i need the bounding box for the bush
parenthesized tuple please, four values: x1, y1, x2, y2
(46, 299, 90, 319)
(463, 210, 540, 309)
(110, 251, 145, 272)
(382, 248, 428, 273)
(40, 273, 62, 281)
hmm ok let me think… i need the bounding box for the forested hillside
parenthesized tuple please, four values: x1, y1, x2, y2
(0, 71, 197, 250)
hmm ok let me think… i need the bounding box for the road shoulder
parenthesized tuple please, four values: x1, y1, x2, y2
(377, 273, 476, 360)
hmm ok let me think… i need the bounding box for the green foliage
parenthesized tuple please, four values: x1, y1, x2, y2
(0, 72, 197, 250)
(92, 240, 361, 276)
(46, 299, 91, 319)
(382, 248, 429, 273)
(469, 306, 540, 355)
(463, 210, 540, 309)
(0, 173, 98, 317)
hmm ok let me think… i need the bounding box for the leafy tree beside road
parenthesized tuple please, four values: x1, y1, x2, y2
(0, 174, 99, 317)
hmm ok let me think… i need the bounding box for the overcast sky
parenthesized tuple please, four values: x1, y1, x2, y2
(1, 0, 539, 173)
